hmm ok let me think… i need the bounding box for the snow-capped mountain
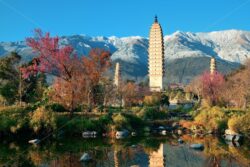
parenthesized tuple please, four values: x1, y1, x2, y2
(0, 29, 249, 84)
(165, 30, 250, 63)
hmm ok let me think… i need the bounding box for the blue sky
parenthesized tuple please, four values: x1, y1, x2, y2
(0, 0, 250, 41)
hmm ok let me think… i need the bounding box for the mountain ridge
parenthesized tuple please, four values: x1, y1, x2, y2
(0, 29, 249, 84)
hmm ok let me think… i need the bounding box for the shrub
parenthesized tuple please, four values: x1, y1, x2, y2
(144, 95, 160, 106)
(97, 114, 112, 125)
(30, 107, 56, 133)
(228, 111, 250, 137)
(137, 106, 167, 120)
(169, 89, 186, 101)
(93, 114, 112, 132)
(112, 113, 129, 130)
(0, 106, 30, 133)
(112, 113, 145, 131)
(130, 106, 142, 114)
(0, 115, 15, 132)
(48, 103, 66, 112)
(195, 106, 227, 132)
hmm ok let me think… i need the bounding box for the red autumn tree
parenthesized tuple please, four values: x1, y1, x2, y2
(200, 71, 225, 106)
(222, 60, 250, 108)
(185, 76, 203, 102)
(22, 30, 112, 113)
(21, 29, 84, 114)
(22, 29, 79, 80)
(82, 48, 111, 107)
(49, 71, 86, 112)
(122, 82, 138, 107)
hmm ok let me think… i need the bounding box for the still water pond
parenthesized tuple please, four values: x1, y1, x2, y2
(1, 135, 250, 167)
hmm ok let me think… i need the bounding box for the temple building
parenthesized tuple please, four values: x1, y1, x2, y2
(148, 16, 165, 91)
(114, 62, 121, 88)
(210, 57, 216, 74)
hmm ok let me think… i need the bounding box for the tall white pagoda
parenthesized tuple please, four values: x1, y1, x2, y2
(148, 16, 165, 91)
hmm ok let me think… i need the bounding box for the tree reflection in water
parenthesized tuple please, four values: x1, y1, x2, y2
(0, 136, 249, 167)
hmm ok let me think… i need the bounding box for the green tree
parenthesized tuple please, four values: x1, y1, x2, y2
(160, 94, 169, 106)
(0, 52, 21, 104)
(0, 52, 47, 105)
(20, 58, 47, 104)
(21, 73, 47, 103)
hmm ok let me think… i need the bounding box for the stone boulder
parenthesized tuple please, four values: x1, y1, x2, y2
(178, 138, 184, 144)
(82, 131, 97, 138)
(131, 132, 137, 136)
(226, 141, 241, 147)
(190, 143, 204, 150)
(28, 139, 40, 144)
(160, 130, 167, 135)
(177, 129, 183, 135)
(116, 129, 129, 139)
(80, 153, 92, 162)
(224, 129, 243, 142)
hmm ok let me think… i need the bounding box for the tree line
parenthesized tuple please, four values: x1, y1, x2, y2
(186, 60, 250, 109)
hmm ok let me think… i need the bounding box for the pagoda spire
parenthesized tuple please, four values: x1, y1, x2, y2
(154, 15, 158, 23)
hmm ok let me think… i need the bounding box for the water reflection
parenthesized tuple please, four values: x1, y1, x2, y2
(149, 144, 166, 167)
(0, 135, 249, 167)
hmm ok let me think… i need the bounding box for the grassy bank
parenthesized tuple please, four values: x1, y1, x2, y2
(0, 105, 167, 139)
(0, 104, 249, 140)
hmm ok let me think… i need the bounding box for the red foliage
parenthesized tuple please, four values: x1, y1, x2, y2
(200, 71, 225, 105)
(50, 76, 86, 111)
(21, 29, 112, 112)
(82, 48, 111, 85)
(21, 29, 79, 81)
(121, 82, 146, 106)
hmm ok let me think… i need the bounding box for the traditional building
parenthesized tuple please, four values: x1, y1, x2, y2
(114, 62, 121, 88)
(210, 57, 216, 74)
(148, 16, 165, 91)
